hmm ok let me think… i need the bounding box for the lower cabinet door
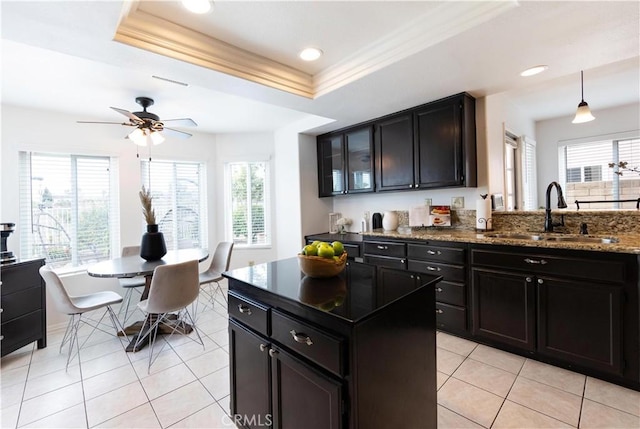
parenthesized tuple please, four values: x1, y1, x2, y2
(270, 345, 343, 429)
(471, 268, 536, 351)
(537, 276, 623, 376)
(377, 267, 417, 305)
(229, 320, 272, 429)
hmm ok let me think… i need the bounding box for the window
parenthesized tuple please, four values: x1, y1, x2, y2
(141, 160, 207, 250)
(559, 138, 640, 209)
(19, 152, 119, 269)
(225, 161, 270, 247)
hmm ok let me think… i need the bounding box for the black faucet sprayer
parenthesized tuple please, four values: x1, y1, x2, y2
(544, 181, 568, 232)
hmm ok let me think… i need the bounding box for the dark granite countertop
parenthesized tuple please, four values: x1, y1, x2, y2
(223, 257, 440, 324)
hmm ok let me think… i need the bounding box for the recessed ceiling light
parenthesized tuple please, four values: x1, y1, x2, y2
(182, 0, 212, 14)
(299, 47, 323, 62)
(520, 65, 549, 77)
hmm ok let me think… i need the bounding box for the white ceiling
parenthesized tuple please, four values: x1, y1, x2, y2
(1, 1, 639, 137)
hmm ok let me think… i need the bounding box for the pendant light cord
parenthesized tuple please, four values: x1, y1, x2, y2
(580, 70, 584, 101)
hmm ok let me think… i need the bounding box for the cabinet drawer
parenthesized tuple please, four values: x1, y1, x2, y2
(1, 261, 44, 296)
(228, 293, 269, 337)
(1, 310, 43, 353)
(343, 243, 361, 259)
(471, 249, 626, 284)
(435, 302, 466, 332)
(364, 255, 406, 270)
(271, 310, 344, 377)
(407, 260, 465, 283)
(364, 241, 406, 258)
(1, 287, 42, 322)
(434, 281, 465, 307)
(407, 244, 465, 264)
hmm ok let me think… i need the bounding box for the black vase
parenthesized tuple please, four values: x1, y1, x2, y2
(140, 224, 167, 261)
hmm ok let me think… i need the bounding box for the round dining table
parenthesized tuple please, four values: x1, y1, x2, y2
(87, 248, 209, 352)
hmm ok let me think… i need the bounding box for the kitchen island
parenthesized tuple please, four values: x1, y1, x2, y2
(223, 257, 442, 429)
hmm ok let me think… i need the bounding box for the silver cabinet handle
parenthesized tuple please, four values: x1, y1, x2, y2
(0, 335, 3, 341)
(538, 278, 544, 284)
(268, 348, 278, 357)
(415, 184, 420, 188)
(436, 309, 444, 314)
(290, 329, 313, 346)
(377, 245, 388, 250)
(427, 250, 441, 255)
(426, 266, 440, 271)
(435, 287, 443, 292)
(401, 259, 406, 264)
(526, 277, 533, 282)
(409, 184, 414, 188)
(524, 258, 547, 265)
(238, 304, 252, 315)
(259, 343, 268, 352)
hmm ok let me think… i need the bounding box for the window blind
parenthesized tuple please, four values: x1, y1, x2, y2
(521, 137, 538, 210)
(18, 152, 118, 269)
(225, 161, 270, 247)
(140, 160, 206, 250)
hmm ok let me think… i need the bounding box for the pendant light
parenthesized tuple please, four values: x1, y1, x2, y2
(572, 70, 595, 124)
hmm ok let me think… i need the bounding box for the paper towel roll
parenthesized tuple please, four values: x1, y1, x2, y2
(476, 198, 492, 230)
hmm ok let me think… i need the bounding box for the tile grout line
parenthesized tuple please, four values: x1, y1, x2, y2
(487, 356, 526, 428)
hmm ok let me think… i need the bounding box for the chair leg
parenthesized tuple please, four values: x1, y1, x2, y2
(119, 288, 143, 326)
(181, 307, 205, 350)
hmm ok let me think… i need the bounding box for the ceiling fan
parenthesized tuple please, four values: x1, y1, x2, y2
(77, 96, 197, 146)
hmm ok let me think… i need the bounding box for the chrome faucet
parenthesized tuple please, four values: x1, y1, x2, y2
(544, 181, 568, 232)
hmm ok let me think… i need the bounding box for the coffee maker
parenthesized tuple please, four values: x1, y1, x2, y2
(1, 223, 16, 264)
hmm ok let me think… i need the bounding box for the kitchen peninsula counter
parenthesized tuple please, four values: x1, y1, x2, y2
(224, 257, 442, 428)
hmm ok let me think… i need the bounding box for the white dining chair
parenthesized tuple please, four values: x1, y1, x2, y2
(133, 259, 204, 372)
(39, 265, 128, 370)
(117, 245, 146, 325)
(195, 242, 233, 319)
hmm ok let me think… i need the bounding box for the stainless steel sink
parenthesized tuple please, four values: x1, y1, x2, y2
(542, 236, 618, 244)
(484, 233, 543, 241)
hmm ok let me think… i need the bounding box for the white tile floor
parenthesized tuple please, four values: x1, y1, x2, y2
(2, 297, 640, 429)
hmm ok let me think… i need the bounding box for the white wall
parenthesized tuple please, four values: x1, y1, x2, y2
(535, 102, 640, 204)
(484, 93, 537, 199)
(1, 104, 218, 328)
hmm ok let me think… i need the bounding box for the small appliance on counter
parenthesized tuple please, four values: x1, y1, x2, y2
(371, 212, 382, 229)
(1, 222, 17, 264)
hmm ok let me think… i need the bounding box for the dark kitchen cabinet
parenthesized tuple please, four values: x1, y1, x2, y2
(407, 241, 469, 334)
(1, 258, 47, 357)
(470, 245, 637, 388)
(537, 276, 623, 376)
(471, 268, 536, 351)
(229, 320, 342, 429)
(318, 92, 476, 197)
(414, 94, 476, 188)
(374, 113, 414, 191)
(377, 267, 420, 304)
(226, 257, 440, 428)
(317, 126, 373, 197)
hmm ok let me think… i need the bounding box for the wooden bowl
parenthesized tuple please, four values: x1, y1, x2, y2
(297, 253, 347, 278)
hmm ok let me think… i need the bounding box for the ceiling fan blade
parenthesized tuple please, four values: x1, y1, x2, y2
(161, 118, 197, 127)
(77, 121, 133, 125)
(163, 127, 192, 139)
(110, 107, 143, 123)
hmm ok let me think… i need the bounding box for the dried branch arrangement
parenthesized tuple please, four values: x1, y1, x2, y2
(139, 185, 156, 225)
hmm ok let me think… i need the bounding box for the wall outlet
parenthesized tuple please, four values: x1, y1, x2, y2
(451, 196, 465, 209)
(248, 260, 255, 266)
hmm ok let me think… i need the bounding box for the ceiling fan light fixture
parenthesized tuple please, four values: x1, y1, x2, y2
(299, 47, 323, 62)
(150, 131, 165, 145)
(520, 65, 548, 77)
(182, 0, 212, 14)
(128, 128, 148, 146)
(572, 70, 595, 124)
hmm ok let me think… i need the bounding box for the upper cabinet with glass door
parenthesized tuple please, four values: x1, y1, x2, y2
(317, 126, 374, 197)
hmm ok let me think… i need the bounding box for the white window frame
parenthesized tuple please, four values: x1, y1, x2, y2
(223, 160, 272, 249)
(140, 159, 208, 251)
(19, 151, 120, 272)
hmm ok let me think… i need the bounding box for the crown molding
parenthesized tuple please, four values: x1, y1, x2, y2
(114, 0, 516, 99)
(313, 1, 518, 97)
(114, 1, 315, 98)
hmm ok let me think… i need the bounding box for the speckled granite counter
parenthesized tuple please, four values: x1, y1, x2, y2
(362, 228, 640, 254)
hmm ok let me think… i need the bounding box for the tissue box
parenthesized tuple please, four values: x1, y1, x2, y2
(429, 205, 451, 227)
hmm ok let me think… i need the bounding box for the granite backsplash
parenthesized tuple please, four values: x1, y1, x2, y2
(392, 209, 640, 236)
